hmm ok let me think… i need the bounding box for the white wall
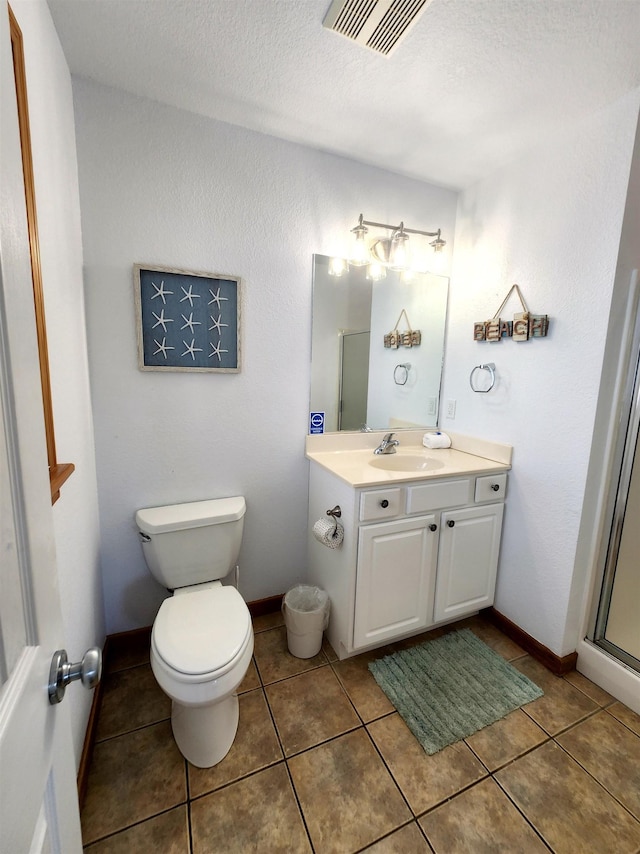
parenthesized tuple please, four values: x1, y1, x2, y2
(11, 0, 104, 766)
(444, 89, 640, 656)
(72, 79, 458, 634)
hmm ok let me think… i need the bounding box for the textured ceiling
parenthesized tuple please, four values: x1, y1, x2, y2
(47, 0, 640, 189)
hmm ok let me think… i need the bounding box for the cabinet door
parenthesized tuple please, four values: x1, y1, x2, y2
(434, 503, 504, 623)
(354, 515, 439, 649)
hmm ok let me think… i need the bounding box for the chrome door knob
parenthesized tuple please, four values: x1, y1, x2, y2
(48, 647, 102, 705)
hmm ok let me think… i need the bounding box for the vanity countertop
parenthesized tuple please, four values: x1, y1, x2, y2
(305, 431, 512, 488)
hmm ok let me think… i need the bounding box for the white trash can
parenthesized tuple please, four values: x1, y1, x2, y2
(283, 585, 330, 659)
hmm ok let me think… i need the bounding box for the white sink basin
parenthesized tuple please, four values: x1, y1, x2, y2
(369, 454, 446, 473)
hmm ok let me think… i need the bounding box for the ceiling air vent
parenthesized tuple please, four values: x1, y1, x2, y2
(323, 0, 431, 57)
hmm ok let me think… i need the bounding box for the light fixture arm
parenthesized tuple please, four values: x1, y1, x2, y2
(357, 214, 442, 240)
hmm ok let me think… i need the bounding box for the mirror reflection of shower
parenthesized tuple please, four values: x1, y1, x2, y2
(338, 331, 370, 431)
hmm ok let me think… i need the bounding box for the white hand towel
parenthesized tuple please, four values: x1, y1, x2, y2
(422, 431, 451, 449)
(313, 517, 344, 549)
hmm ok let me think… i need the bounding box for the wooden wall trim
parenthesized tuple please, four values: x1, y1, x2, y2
(482, 607, 578, 675)
(8, 5, 73, 504)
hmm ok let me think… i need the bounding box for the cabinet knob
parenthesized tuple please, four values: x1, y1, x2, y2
(429, 523, 437, 532)
(447, 519, 455, 528)
(380, 499, 389, 508)
(491, 483, 500, 492)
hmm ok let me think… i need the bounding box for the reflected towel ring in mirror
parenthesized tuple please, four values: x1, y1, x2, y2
(394, 363, 411, 385)
(470, 362, 496, 393)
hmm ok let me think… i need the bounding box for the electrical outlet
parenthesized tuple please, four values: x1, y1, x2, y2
(426, 397, 437, 417)
(446, 399, 457, 419)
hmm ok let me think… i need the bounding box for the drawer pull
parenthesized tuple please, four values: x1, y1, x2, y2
(380, 499, 389, 508)
(491, 483, 500, 492)
(429, 523, 438, 532)
(447, 520, 455, 528)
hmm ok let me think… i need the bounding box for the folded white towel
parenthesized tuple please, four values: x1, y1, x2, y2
(312, 517, 344, 549)
(422, 431, 451, 449)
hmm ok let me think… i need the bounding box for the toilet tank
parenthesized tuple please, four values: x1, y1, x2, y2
(135, 497, 245, 589)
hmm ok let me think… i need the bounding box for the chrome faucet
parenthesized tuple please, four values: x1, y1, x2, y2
(373, 432, 400, 455)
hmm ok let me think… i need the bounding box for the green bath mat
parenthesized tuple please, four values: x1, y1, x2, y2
(368, 628, 543, 755)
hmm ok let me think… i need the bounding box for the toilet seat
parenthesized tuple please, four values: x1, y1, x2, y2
(153, 586, 251, 678)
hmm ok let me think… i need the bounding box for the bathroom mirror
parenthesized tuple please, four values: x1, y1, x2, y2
(310, 255, 449, 432)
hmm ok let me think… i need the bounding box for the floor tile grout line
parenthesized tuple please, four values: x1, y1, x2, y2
(187, 756, 289, 804)
(490, 770, 556, 853)
(327, 657, 375, 727)
(351, 818, 427, 854)
(604, 704, 640, 738)
(551, 734, 640, 825)
(95, 714, 172, 744)
(184, 757, 195, 854)
(463, 732, 553, 776)
(282, 756, 318, 854)
(81, 802, 189, 850)
(361, 720, 418, 820)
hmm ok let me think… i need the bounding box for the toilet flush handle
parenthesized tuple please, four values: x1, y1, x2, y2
(139, 532, 151, 542)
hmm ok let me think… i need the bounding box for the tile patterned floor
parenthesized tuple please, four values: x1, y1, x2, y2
(82, 614, 640, 853)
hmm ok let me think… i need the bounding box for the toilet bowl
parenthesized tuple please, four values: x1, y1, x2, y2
(150, 582, 253, 767)
(136, 497, 253, 768)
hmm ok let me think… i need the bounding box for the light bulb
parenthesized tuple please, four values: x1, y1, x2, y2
(349, 228, 370, 266)
(389, 229, 411, 271)
(366, 261, 387, 281)
(328, 257, 347, 277)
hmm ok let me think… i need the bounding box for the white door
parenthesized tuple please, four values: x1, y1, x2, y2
(0, 5, 82, 849)
(434, 504, 504, 623)
(354, 515, 439, 648)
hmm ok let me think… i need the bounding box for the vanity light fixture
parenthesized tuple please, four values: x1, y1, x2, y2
(348, 213, 446, 274)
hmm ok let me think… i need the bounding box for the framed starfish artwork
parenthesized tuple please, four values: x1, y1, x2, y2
(133, 264, 241, 372)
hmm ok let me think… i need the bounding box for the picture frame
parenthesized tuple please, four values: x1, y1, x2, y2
(133, 264, 241, 372)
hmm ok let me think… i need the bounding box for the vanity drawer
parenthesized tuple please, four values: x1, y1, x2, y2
(360, 488, 403, 522)
(475, 473, 507, 502)
(406, 479, 472, 514)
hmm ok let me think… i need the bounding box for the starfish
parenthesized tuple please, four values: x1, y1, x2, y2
(151, 309, 173, 332)
(152, 337, 175, 359)
(180, 312, 201, 334)
(208, 314, 229, 333)
(208, 287, 229, 309)
(150, 280, 173, 304)
(182, 339, 203, 360)
(209, 340, 229, 362)
(180, 284, 201, 306)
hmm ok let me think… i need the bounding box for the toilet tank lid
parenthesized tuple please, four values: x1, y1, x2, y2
(136, 497, 245, 535)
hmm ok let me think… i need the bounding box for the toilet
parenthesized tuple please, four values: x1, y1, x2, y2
(135, 496, 253, 768)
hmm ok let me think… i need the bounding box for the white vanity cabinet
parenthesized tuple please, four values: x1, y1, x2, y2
(307, 462, 508, 660)
(354, 513, 439, 649)
(434, 502, 504, 623)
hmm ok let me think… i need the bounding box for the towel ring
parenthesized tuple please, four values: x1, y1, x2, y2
(394, 363, 410, 385)
(470, 362, 496, 393)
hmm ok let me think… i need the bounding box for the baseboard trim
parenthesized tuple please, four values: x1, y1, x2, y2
(482, 607, 578, 675)
(248, 593, 283, 618)
(76, 635, 110, 810)
(77, 594, 284, 804)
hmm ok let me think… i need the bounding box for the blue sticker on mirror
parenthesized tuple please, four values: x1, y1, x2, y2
(309, 412, 325, 434)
